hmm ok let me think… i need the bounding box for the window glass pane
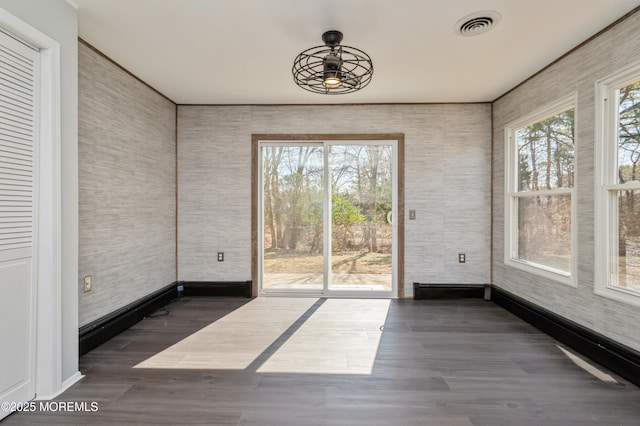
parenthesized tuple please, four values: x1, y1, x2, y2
(516, 109, 575, 191)
(613, 189, 640, 293)
(329, 145, 393, 291)
(262, 146, 324, 290)
(618, 80, 640, 184)
(517, 195, 571, 272)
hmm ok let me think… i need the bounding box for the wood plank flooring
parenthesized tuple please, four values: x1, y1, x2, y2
(5, 297, 640, 425)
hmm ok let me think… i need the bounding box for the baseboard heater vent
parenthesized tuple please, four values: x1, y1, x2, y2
(492, 286, 640, 387)
(181, 281, 252, 298)
(79, 282, 178, 356)
(413, 282, 490, 300)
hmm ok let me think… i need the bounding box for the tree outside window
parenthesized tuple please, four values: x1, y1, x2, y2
(505, 97, 576, 283)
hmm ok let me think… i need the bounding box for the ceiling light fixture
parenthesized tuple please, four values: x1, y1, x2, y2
(292, 30, 373, 95)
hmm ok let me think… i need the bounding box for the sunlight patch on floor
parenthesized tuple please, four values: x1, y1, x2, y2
(256, 299, 390, 375)
(134, 298, 390, 375)
(557, 345, 618, 384)
(134, 298, 317, 370)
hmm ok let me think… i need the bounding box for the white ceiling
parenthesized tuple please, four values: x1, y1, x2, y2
(75, 0, 640, 104)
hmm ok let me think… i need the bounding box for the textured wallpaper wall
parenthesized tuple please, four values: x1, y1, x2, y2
(78, 42, 176, 326)
(177, 104, 491, 297)
(492, 11, 640, 350)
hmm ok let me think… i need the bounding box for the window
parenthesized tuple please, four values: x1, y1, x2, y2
(504, 96, 576, 284)
(596, 62, 640, 306)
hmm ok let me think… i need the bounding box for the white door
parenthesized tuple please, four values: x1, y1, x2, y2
(0, 30, 38, 420)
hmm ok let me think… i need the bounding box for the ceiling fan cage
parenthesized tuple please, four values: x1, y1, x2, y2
(292, 39, 373, 95)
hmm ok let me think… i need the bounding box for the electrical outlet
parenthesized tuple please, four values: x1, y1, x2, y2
(217, 252, 224, 262)
(458, 253, 466, 263)
(83, 275, 92, 292)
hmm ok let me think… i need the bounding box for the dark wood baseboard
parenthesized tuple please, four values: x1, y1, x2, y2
(413, 282, 490, 300)
(181, 281, 252, 298)
(491, 286, 640, 387)
(79, 282, 178, 356)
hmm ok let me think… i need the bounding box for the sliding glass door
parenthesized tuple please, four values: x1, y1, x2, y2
(259, 140, 397, 297)
(261, 144, 325, 291)
(328, 145, 393, 292)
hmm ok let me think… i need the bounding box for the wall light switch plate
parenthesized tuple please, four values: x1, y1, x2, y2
(409, 209, 416, 220)
(83, 275, 92, 292)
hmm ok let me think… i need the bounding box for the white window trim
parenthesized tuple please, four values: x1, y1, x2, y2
(504, 94, 578, 286)
(595, 60, 640, 307)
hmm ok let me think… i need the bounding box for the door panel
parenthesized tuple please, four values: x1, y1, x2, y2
(328, 145, 393, 292)
(0, 258, 33, 395)
(0, 31, 37, 420)
(261, 145, 324, 291)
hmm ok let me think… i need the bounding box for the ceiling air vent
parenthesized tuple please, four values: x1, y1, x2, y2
(455, 11, 501, 37)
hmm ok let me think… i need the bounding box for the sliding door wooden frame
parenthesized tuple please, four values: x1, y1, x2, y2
(251, 133, 405, 298)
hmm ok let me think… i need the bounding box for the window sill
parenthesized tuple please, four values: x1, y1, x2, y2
(595, 285, 640, 308)
(504, 258, 575, 287)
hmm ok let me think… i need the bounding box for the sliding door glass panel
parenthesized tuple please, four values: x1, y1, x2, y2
(328, 145, 393, 291)
(262, 145, 324, 291)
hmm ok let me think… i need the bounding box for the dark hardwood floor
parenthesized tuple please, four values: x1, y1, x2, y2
(5, 297, 640, 425)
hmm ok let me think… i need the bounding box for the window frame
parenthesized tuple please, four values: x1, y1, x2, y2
(504, 94, 578, 286)
(595, 61, 640, 307)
